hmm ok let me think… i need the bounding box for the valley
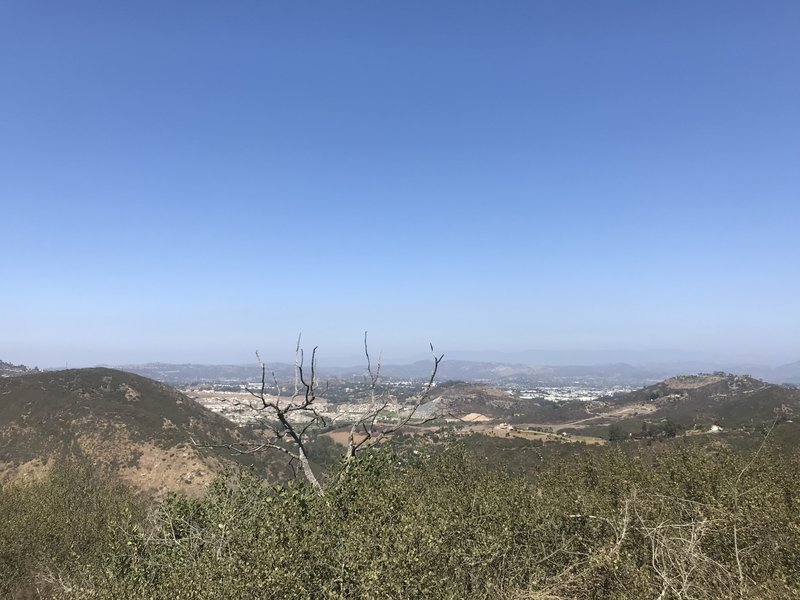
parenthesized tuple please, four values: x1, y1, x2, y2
(3, 360, 800, 599)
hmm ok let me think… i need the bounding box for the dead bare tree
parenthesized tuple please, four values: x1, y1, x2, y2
(344, 332, 444, 460)
(193, 333, 443, 496)
(191, 336, 325, 493)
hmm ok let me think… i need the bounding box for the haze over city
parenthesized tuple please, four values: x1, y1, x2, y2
(2, 2, 798, 368)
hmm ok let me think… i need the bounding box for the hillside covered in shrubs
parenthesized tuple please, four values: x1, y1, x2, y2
(2, 435, 799, 599)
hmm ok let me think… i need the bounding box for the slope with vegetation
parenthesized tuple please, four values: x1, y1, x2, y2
(3, 365, 800, 598)
(430, 381, 595, 424)
(585, 374, 800, 440)
(602, 374, 800, 424)
(432, 375, 800, 440)
(0, 368, 280, 495)
(2, 436, 798, 599)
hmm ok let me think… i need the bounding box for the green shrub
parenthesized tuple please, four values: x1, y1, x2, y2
(0, 459, 143, 598)
(40, 443, 800, 599)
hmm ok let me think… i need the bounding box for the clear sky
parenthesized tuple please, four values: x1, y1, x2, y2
(1, 1, 799, 368)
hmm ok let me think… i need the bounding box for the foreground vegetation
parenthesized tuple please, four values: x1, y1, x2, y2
(0, 461, 144, 599)
(2, 436, 799, 599)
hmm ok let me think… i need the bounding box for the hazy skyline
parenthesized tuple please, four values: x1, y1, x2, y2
(2, 2, 799, 368)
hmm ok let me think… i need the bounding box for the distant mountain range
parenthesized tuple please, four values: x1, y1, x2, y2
(770, 361, 800, 385)
(112, 358, 800, 387)
(113, 362, 273, 385)
(6, 353, 800, 388)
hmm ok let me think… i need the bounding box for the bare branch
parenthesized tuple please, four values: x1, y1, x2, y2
(347, 341, 444, 458)
(190, 436, 296, 458)
(196, 335, 441, 496)
(364, 331, 381, 387)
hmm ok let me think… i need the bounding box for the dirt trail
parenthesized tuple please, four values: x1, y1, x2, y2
(525, 402, 658, 432)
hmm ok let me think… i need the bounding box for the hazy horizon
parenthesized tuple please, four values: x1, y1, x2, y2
(2, 2, 798, 370)
(6, 344, 799, 372)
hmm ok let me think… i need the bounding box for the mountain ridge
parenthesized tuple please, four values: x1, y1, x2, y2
(113, 358, 800, 386)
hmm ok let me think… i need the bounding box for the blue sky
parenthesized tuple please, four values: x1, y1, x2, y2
(1, 1, 799, 367)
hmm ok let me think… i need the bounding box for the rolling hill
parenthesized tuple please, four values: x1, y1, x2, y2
(428, 382, 595, 424)
(0, 368, 277, 495)
(771, 361, 800, 384)
(427, 375, 800, 437)
(599, 373, 800, 426)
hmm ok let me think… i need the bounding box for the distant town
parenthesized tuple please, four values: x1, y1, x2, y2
(185, 378, 636, 426)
